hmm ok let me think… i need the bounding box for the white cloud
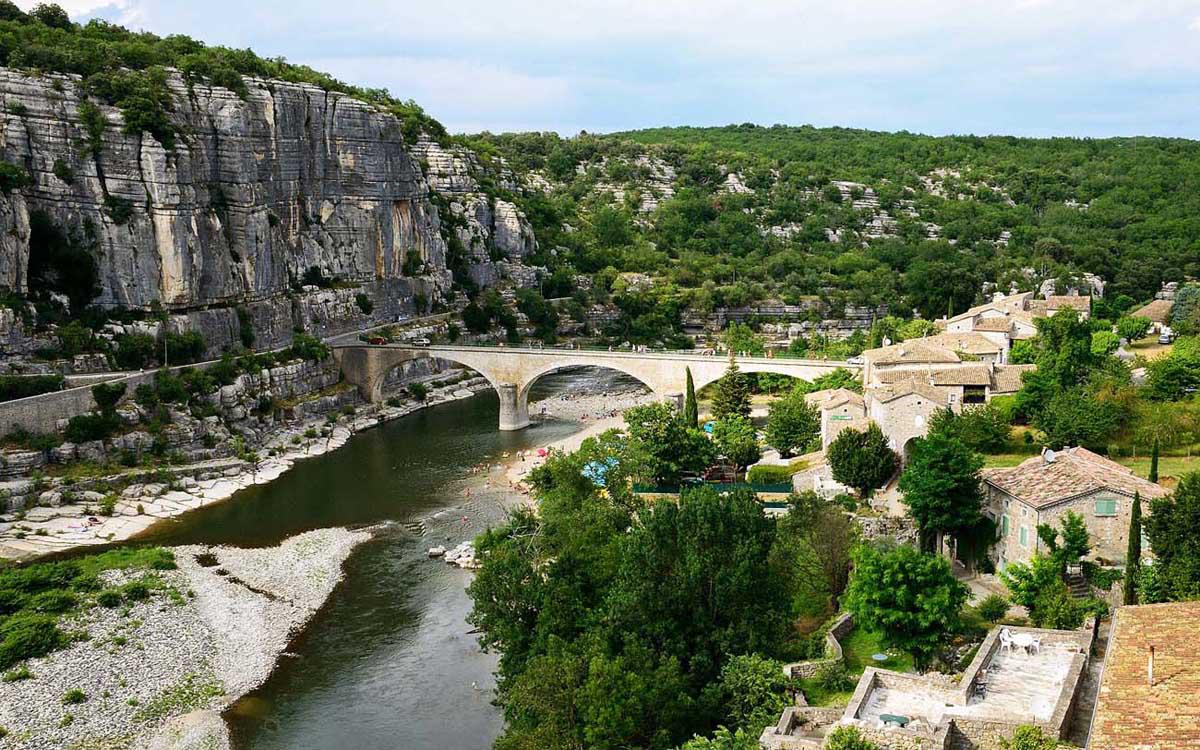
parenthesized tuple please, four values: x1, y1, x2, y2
(13, 0, 1200, 136)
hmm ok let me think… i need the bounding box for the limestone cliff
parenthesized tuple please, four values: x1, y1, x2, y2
(0, 68, 537, 354)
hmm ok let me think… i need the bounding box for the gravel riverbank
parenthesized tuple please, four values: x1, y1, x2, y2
(0, 378, 492, 561)
(0, 527, 372, 750)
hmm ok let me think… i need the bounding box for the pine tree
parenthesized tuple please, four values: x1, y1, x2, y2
(683, 367, 698, 428)
(1149, 439, 1160, 484)
(1124, 492, 1142, 605)
(712, 354, 751, 421)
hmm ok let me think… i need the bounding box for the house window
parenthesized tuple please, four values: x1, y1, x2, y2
(1000, 515, 1010, 537)
(963, 386, 986, 405)
(1094, 498, 1118, 517)
(1019, 526, 1029, 547)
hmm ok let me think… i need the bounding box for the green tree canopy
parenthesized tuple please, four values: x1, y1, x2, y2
(845, 543, 968, 669)
(764, 392, 819, 458)
(624, 402, 716, 485)
(899, 432, 984, 552)
(712, 355, 752, 421)
(712, 415, 761, 472)
(1144, 472, 1200, 601)
(826, 423, 898, 497)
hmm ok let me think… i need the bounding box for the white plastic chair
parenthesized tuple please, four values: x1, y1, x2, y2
(999, 629, 1013, 654)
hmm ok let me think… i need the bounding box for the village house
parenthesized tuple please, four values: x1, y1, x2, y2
(844, 334, 1032, 457)
(1128, 298, 1174, 334)
(805, 388, 868, 449)
(981, 447, 1167, 570)
(939, 291, 1092, 361)
(1088, 600, 1200, 750)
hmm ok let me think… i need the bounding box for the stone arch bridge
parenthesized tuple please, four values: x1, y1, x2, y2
(333, 345, 861, 430)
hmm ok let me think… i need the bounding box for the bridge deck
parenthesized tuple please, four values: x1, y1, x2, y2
(333, 343, 860, 370)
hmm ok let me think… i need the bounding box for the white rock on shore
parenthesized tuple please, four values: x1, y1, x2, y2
(0, 527, 373, 750)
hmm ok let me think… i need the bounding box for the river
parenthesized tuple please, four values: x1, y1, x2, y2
(134, 368, 639, 750)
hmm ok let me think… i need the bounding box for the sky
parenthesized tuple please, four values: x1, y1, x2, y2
(20, 0, 1200, 138)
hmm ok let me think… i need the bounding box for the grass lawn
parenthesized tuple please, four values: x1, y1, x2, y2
(797, 627, 915, 707)
(1127, 335, 1173, 360)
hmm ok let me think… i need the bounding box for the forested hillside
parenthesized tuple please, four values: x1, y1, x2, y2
(468, 125, 1200, 338)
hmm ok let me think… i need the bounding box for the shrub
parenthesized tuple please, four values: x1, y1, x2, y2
(236, 306, 255, 349)
(52, 158, 75, 184)
(92, 381, 127, 412)
(102, 194, 135, 225)
(287, 333, 329, 362)
(64, 411, 120, 443)
(0, 614, 64, 670)
(408, 382, 428, 401)
(120, 579, 152, 601)
(0, 162, 30, 193)
(825, 726, 880, 750)
(354, 292, 374, 315)
(975, 593, 1009, 623)
(114, 333, 157, 369)
(813, 662, 854, 693)
(0, 374, 64, 402)
(62, 688, 87, 705)
(2, 665, 32, 682)
(164, 331, 206, 365)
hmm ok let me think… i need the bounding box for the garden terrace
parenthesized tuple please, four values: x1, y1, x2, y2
(837, 623, 1093, 748)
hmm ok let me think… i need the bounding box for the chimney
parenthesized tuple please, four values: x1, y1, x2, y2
(1149, 645, 1155, 687)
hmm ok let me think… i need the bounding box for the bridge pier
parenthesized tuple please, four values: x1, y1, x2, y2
(497, 384, 530, 431)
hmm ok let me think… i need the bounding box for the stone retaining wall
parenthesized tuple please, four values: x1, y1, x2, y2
(785, 613, 855, 679)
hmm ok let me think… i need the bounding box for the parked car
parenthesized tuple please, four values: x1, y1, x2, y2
(846, 355, 865, 365)
(1159, 332, 1175, 345)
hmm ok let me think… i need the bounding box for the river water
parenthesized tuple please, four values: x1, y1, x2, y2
(135, 369, 637, 750)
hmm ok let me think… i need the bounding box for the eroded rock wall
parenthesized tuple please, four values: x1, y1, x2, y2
(0, 68, 538, 352)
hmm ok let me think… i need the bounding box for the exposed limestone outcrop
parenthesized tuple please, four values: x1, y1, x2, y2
(0, 67, 537, 352)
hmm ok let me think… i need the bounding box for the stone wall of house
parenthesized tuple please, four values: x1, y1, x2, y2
(1037, 489, 1142, 566)
(985, 486, 1038, 569)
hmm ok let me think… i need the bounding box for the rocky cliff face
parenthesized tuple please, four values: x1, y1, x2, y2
(0, 68, 537, 354)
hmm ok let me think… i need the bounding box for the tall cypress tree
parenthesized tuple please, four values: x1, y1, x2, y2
(1124, 492, 1142, 605)
(683, 367, 698, 428)
(1149, 439, 1160, 484)
(712, 354, 751, 421)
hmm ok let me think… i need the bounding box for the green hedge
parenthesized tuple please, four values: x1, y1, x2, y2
(746, 463, 799, 485)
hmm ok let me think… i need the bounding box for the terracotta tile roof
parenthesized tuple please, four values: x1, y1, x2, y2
(806, 388, 865, 410)
(1130, 299, 1174, 324)
(1046, 295, 1092, 312)
(983, 447, 1167, 509)
(924, 332, 1003, 356)
(930, 365, 993, 386)
(1090, 601, 1200, 750)
(863, 340, 963, 366)
(873, 381, 951, 405)
(972, 317, 1014, 333)
(990, 364, 1035, 394)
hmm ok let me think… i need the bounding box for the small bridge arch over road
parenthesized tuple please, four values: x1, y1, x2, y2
(332, 345, 861, 430)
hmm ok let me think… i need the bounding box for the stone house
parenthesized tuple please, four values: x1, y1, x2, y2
(859, 363, 1030, 457)
(981, 447, 1167, 570)
(806, 388, 867, 449)
(940, 291, 1092, 361)
(1128, 298, 1174, 333)
(862, 332, 1005, 386)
